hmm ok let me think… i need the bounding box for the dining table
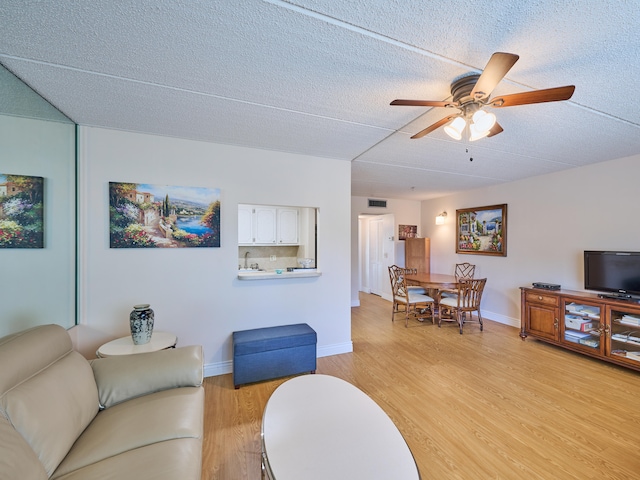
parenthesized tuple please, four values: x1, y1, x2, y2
(404, 272, 459, 290)
(404, 273, 459, 321)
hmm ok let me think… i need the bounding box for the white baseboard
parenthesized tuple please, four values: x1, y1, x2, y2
(318, 341, 353, 357)
(482, 309, 520, 329)
(203, 341, 354, 378)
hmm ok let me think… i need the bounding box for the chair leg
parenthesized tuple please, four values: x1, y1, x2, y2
(458, 310, 463, 334)
(478, 310, 483, 331)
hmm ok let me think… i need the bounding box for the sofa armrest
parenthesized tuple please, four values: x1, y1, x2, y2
(89, 345, 203, 408)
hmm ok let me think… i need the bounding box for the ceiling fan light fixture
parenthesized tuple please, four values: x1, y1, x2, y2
(444, 117, 466, 140)
(469, 123, 490, 141)
(471, 109, 496, 133)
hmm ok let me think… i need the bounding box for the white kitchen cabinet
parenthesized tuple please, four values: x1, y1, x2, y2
(238, 204, 298, 245)
(254, 206, 277, 244)
(238, 205, 254, 244)
(277, 208, 299, 245)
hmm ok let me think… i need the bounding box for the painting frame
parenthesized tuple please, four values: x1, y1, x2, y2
(456, 204, 507, 256)
(398, 224, 417, 240)
(0, 173, 44, 249)
(109, 181, 221, 248)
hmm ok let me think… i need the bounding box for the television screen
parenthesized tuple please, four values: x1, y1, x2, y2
(584, 251, 640, 297)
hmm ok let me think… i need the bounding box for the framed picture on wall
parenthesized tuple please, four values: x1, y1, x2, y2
(456, 204, 507, 256)
(0, 173, 44, 248)
(398, 224, 417, 240)
(109, 182, 221, 248)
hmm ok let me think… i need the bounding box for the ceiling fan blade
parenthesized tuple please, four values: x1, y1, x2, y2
(391, 99, 455, 108)
(490, 85, 576, 107)
(486, 122, 503, 137)
(470, 52, 519, 100)
(411, 115, 458, 139)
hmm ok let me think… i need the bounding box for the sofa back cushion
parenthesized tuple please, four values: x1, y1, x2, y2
(0, 324, 99, 476)
(0, 415, 48, 480)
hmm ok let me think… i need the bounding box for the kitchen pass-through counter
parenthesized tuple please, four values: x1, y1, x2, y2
(237, 269, 321, 280)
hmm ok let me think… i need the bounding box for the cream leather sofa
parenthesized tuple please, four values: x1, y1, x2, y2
(0, 324, 204, 480)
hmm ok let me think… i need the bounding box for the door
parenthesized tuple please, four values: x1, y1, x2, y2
(366, 214, 395, 298)
(369, 218, 383, 296)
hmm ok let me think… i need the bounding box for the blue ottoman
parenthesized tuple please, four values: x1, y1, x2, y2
(233, 323, 317, 388)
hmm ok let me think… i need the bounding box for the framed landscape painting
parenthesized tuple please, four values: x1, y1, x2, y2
(456, 204, 507, 256)
(0, 173, 44, 248)
(109, 182, 221, 248)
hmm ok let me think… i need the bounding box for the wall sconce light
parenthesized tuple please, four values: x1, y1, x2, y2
(435, 211, 447, 225)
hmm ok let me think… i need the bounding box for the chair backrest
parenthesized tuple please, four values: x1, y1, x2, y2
(456, 278, 487, 310)
(388, 265, 415, 299)
(455, 262, 476, 280)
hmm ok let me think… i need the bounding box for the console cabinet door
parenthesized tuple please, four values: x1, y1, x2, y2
(524, 292, 559, 341)
(561, 300, 603, 354)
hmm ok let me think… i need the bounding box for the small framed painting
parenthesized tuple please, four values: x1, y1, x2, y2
(456, 204, 506, 256)
(0, 173, 44, 248)
(398, 224, 417, 240)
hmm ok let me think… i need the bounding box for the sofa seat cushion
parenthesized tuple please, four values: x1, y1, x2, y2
(50, 438, 202, 480)
(51, 387, 204, 479)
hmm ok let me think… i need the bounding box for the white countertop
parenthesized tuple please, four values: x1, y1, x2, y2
(237, 269, 322, 280)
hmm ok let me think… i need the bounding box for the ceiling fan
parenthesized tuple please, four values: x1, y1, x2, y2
(391, 52, 575, 141)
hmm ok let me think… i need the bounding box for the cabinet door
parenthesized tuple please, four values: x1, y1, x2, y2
(562, 300, 603, 354)
(404, 238, 430, 274)
(238, 205, 254, 244)
(277, 208, 298, 244)
(254, 207, 277, 244)
(524, 292, 559, 341)
(608, 306, 640, 367)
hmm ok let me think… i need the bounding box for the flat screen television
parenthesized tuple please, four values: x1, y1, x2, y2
(584, 251, 640, 299)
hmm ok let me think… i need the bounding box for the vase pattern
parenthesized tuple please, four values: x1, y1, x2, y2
(130, 304, 154, 345)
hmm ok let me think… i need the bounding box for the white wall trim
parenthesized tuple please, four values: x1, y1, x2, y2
(482, 310, 520, 329)
(203, 341, 354, 377)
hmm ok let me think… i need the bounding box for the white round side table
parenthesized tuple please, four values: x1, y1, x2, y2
(96, 331, 177, 358)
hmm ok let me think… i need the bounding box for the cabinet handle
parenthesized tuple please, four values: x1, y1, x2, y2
(554, 318, 559, 329)
(538, 296, 543, 300)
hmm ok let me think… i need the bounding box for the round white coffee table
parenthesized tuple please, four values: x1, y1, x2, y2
(261, 374, 421, 479)
(96, 331, 177, 358)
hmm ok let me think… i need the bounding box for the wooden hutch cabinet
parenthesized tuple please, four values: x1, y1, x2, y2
(404, 237, 430, 274)
(521, 287, 640, 372)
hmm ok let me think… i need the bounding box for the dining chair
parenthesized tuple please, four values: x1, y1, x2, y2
(440, 262, 476, 299)
(403, 266, 428, 295)
(388, 265, 435, 327)
(438, 278, 487, 334)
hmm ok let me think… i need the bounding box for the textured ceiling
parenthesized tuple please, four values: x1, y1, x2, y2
(1, 1, 639, 200)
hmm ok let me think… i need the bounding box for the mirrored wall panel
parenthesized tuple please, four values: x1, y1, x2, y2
(0, 63, 76, 336)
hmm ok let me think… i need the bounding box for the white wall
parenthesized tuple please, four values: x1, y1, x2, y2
(75, 126, 352, 376)
(420, 153, 640, 327)
(350, 197, 422, 306)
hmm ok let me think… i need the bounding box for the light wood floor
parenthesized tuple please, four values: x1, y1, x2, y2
(201, 293, 640, 479)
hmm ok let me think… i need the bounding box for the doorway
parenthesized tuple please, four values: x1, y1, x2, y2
(358, 214, 395, 300)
